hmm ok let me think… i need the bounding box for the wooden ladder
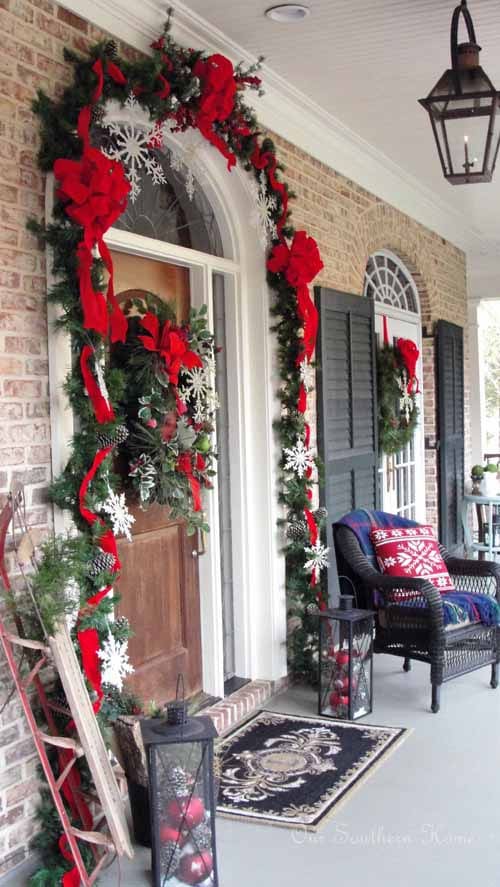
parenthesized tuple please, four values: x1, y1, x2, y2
(0, 489, 130, 885)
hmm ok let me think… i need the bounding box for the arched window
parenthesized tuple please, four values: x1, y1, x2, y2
(364, 250, 419, 314)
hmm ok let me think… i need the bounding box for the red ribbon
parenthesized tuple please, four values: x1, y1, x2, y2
(397, 337, 420, 394)
(298, 382, 307, 414)
(383, 315, 389, 346)
(53, 107, 130, 343)
(80, 345, 115, 424)
(91, 58, 127, 103)
(177, 453, 202, 512)
(193, 53, 238, 170)
(251, 141, 289, 236)
(59, 835, 81, 887)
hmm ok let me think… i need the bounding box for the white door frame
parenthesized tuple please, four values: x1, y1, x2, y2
(46, 128, 287, 700)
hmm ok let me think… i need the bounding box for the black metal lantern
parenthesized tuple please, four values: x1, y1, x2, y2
(419, 0, 500, 184)
(318, 596, 374, 720)
(141, 716, 219, 887)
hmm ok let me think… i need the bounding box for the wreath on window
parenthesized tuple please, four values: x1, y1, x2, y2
(377, 338, 420, 455)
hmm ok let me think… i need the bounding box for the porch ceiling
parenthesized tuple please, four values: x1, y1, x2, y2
(182, 0, 500, 294)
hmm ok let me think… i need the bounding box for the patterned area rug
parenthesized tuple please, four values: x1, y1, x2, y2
(216, 711, 408, 830)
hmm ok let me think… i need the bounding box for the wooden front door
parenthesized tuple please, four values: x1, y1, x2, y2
(111, 250, 203, 703)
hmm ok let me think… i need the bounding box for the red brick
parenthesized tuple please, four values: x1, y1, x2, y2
(4, 335, 41, 353)
(0, 356, 22, 374)
(56, 5, 86, 32)
(5, 778, 38, 806)
(3, 379, 41, 398)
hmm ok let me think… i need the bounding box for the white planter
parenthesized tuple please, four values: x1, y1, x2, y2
(482, 472, 499, 497)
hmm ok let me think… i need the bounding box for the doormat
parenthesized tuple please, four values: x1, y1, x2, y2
(216, 711, 408, 830)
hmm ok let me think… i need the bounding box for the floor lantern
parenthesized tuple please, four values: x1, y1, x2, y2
(141, 716, 219, 887)
(318, 596, 374, 720)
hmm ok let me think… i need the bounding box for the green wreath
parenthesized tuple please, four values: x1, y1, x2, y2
(377, 344, 419, 455)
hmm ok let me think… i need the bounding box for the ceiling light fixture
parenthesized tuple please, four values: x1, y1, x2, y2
(265, 4, 310, 23)
(419, 0, 500, 185)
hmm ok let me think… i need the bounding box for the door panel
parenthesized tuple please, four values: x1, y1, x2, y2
(116, 504, 202, 702)
(111, 250, 203, 703)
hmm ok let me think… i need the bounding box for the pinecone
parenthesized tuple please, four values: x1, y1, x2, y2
(104, 39, 118, 58)
(191, 820, 212, 851)
(91, 104, 105, 127)
(286, 520, 308, 542)
(160, 840, 183, 876)
(314, 507, 328, 523)
(162, 767, 191, 801)
(97, 424, 129, 449)
(87, 550, 116, 577)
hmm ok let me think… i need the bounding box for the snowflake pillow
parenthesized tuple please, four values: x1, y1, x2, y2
(370, 525, 455, 592)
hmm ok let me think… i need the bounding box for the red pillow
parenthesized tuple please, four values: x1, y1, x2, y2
(370, 525, 455, 592)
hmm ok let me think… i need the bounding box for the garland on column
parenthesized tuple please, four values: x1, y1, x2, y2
(29, 14, 328, 883)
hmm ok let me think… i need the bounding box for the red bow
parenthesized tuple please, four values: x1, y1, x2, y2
(193, 53, 237, 169)
(138, 313, 203, 385)
(268, 231, 323, 362)
(53, 107, 130, 343)
(397, 338, 420, 394)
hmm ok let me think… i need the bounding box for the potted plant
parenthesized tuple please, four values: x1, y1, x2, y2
(482, 463, 499, 496)
(471, 464, 484, 494)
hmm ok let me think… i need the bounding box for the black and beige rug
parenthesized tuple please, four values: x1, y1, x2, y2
(216, 711, 408, 830)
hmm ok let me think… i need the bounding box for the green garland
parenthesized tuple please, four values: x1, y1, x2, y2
(25, 17, 328, 879)
(377, 344, 419, 455)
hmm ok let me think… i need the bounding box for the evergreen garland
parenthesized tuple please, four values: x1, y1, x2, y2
(26, 15, 328, 878)
(377, 344, 419, 455)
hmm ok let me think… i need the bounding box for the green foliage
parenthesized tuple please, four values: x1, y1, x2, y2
(12, 535, 91, 639)
(377, 344, 419, 455)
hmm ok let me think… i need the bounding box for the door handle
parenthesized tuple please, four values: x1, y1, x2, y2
(191, 523, 207, 558)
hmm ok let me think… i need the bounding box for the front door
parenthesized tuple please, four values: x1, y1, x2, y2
(111, 249, 203, 703)
(374, 310, 425, 521)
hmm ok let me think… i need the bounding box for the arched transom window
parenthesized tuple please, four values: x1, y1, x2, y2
(364, 250, 419, 314)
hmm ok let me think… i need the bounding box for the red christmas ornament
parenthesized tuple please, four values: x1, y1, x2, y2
(178, 850, 214, 885)
(159, 824, 184, 846)
(166, 796, 205, 830)
(335, 650, 350, 667)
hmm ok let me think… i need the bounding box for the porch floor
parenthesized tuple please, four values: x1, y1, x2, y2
(7, 654, 500, 886)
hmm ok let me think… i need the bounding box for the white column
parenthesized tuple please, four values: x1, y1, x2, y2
(468, 298, 485, 466)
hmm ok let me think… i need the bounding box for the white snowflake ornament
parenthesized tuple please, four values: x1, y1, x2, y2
(100, 489, 135, 541)
(98, 634, 134, 691)
(304, 540, 330, 576)
(283, 438, 315, 479)
(299, 359, 315, 393)
(103, 94, 167, 203)
(249, 171, 278, 247)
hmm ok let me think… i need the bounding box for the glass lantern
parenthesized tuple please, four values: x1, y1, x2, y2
(141, 716, 219, 887)
(318, 598, 374, 720)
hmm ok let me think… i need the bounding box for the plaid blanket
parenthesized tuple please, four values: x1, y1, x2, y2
(335, 509, 500, 628)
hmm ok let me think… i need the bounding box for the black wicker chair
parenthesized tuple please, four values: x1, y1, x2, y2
(334, 516, 500, 712)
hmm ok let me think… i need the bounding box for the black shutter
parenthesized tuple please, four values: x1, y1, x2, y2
(436, 320, 464, 552)
(315, 288, 379, 598)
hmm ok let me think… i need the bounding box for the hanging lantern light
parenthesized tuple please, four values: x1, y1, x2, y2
(419, 0, 500, 184)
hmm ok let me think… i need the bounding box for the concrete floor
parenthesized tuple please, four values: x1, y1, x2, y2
(5, 654, 500, 887)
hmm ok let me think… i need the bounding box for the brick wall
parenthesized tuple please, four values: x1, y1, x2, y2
(0, 0, 469, 876)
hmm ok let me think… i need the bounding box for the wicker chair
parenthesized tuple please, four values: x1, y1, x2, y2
(334, 517, 500, 713)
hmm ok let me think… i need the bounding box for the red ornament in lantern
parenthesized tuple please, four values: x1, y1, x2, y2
(167, 796, 205, 831)
(159, 825, 184, 845)
(178, 850, 214, 885)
